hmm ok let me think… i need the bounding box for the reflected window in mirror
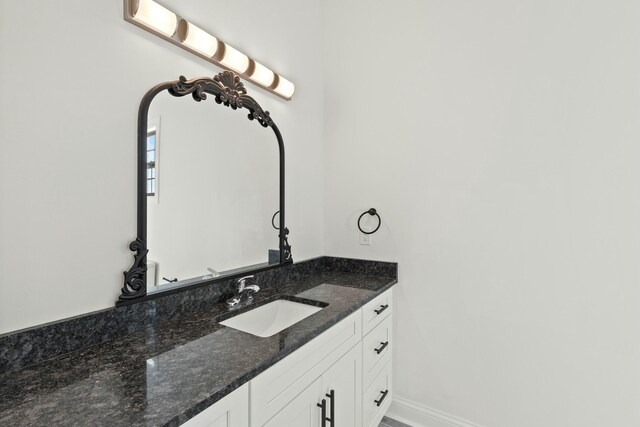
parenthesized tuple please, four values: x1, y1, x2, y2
(147, 117, 160, 203)
(147, 132, 156, 196)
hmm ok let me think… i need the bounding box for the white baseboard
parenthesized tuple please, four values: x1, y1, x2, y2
(386, 396, 485, 427)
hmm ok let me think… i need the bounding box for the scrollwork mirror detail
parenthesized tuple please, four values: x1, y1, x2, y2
(119, 71, 293, 304)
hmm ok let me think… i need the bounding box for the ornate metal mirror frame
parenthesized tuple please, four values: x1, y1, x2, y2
(118, 70, 293, 305)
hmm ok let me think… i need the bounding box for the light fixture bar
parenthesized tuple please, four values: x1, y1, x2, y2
(123, 0, 295, 100)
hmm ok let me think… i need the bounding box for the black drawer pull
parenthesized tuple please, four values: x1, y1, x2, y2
(374, 304, 389, 315)
(317, 399, 327, 427)
(374, 341, 389, 354)
(374, 389, 389, 407)
(325, 389, 335, 426)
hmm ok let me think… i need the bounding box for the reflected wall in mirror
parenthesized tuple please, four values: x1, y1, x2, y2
(119, 71, 292, 304)
(146, 91, 278, 290)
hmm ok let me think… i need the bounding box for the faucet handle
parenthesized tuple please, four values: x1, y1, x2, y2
(236, 275, 255, 291)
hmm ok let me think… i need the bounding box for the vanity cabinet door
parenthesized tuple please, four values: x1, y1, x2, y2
(262, 378, 323, 427)
(321, 342, 363, 427)
(250, 311, 362, 426)
(181, 383, 248, 427)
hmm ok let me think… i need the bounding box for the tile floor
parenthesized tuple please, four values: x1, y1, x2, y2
(379, 416, 412, 427)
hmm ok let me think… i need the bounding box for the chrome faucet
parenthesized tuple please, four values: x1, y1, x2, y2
(226, 275, 260, 307)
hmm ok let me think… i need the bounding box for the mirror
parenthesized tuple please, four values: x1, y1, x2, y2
(119, 71, 292, 304)
(145, 91, 278, 291)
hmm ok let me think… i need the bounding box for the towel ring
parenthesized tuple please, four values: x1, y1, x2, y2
(272, 211, 280, 230)
(358, 208, 381, 235)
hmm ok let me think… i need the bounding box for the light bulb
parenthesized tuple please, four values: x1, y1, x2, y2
(131, 0, 177, 37)
(250, 61, 275, 87)
(274, 75, 295, 99)
(220, 43, 250, 73)
(178, 20, 218, 57)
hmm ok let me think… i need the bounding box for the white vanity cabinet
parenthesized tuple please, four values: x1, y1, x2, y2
(261, 344, 362, 427)
(181, 383, 249, 427)
(251, 287, 394, 427)
(182, 288, 394, 427)
(250, 309, 363, 427)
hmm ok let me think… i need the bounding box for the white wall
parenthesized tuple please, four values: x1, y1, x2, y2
(322, 1, 640, 426)
(0, 0, 324, 334)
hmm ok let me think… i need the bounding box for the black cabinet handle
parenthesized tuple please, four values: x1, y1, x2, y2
(374, 389, 389, 407)
(374, 304, 389, 315)
(375, 341, 389, 354)
(317, 399, 327, 427)
(325, 389, 335, 426)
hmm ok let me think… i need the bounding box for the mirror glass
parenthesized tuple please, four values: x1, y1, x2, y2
(145, 91, 279, 293)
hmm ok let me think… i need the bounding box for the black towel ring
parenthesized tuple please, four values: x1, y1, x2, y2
(358, 208, 381, 235)
(272, 211, 280, 230)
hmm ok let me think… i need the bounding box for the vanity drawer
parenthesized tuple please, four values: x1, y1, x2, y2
(250, 310, 362, 426)
(362, 314, 392, 390)
(363, 360, 392, 427)
(362, 289, 393, 336)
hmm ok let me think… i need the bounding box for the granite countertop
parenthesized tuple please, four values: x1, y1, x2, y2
(0, 268, 397, 427)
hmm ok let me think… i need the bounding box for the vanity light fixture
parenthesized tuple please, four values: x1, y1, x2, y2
(123, 0, 295, 100)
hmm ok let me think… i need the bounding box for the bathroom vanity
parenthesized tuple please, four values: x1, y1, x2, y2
(0, 257, 397, 427)
(185, 287, 393, 427)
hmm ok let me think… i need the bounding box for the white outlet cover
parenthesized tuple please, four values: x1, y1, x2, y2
(359, 227, 372, 245)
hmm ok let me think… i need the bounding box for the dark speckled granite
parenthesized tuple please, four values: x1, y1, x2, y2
(322, 256, 399, 277)
(0, 256, 397, 375)
(0, 257, 397, 427)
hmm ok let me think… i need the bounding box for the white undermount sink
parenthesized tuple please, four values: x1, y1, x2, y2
(219, 299, 323, 337)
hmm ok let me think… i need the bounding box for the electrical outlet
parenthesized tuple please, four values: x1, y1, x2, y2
(359, 227, 372, 245)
